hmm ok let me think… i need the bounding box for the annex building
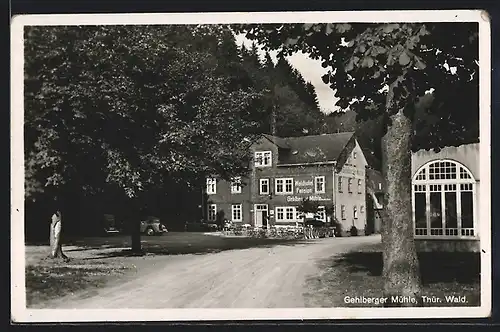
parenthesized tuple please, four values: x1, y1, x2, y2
(411, 143, 480, 252)
(203, 132, 370, 235)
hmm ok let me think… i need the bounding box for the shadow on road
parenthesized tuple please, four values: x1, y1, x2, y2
(330, 248, 480, 285)
(81, 237, 316, 260)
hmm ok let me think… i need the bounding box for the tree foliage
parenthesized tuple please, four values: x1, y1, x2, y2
(233, 23, 479, 149)
(25, 25, 266, 207)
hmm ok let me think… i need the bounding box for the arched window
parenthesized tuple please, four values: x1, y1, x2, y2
(412, 160, 476, 238)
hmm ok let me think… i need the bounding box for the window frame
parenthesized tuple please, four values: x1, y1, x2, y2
(275, 178, 294, 195)
(317, 206, 326, 222)
(315, 176, 326, 194)
(412, 159, 477, 239)
(353, 205, 358, 219)
(230, 176, 242, 194)
(338, 176, 343, 193)
(341, 205, 346, 220)
(206, 178, 217, 195)
(357, 179, 362, 194)
(348, 178, 353, 193)
(276, 206, 297, 222)
(259, 178, 270, 195)
(231, 204, 243, 222)
(254, 151, 272, 168)
(207, 204, 217, 222)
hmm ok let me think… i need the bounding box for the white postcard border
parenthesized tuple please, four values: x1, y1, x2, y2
(11, 9, 492, 322)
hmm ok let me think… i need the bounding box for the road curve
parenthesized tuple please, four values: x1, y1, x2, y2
(44, 235, 380, 308)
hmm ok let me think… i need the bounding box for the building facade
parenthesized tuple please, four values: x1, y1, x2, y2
(204, 132, 369, 235)
(411, 143, 480, 252)
(365, 168, 385, 234)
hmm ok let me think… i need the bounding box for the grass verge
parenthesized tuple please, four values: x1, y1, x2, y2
(25, 257, 133, 307)
(304, 242, 480, 307)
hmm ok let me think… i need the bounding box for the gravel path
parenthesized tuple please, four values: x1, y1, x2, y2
(40, 235, 380, 308)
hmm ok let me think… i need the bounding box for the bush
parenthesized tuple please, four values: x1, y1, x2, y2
(350, 226, 358, 236)
(332, 220, 343, 237)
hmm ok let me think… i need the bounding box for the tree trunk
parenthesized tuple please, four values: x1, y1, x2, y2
(129, 199, 144, 255)
(49, 211, 69, 261)
(131, 218, 142, 254)
(381, 86, 422, 307)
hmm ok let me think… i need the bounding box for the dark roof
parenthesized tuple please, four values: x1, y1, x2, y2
(360, 146, 382, 171)
(262, 134, 290, 149)
(366, 168, 385, 193)
(264, 132, 355, 165)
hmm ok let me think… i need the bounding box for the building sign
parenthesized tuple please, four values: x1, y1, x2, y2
(295, 180, 314, 187)
(295, 179, 314, 194)
(286, 195, 331, 202)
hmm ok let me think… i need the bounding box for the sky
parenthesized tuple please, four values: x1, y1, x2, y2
(234, 34, 340, 114)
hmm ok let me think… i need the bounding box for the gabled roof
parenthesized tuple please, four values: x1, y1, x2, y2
(262, 134, 290, 149)
(366, 168, 385, 193)
(260, 132, 356, 165)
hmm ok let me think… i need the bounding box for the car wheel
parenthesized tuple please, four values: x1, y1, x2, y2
(146, 227, 155, 236)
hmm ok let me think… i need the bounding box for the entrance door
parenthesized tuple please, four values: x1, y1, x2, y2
(254, 204, 268, 228)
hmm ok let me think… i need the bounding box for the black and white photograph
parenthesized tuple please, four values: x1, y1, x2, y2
(10, 10, 491, 322)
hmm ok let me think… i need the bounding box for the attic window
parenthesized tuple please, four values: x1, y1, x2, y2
(353, 152, 357, 159)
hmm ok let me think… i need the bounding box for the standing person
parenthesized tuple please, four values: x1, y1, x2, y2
(49, 209, 68, 260)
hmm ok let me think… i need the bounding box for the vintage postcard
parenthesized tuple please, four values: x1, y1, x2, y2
(11, 10, 491, 322)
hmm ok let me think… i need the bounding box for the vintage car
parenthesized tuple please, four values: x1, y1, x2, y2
(140, 216, 168, 236)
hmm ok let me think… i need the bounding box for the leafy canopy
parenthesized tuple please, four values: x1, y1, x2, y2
(233, 23, 479, 151)
(24, 25, 265, 200)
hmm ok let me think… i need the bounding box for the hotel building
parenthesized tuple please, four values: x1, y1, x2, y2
(204, 132, 369, 235)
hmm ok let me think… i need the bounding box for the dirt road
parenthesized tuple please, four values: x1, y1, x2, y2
(42, 235, 380, 308)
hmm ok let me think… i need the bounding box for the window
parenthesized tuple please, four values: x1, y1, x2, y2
(357, 179, 362, 194)
(276, 207, 284, 221)
(230, 177, 242, 194)
(338, 176, 343, 193)
(259, 179, 270, 195)
(254, 151, 272, 167)
(360, 205, 364, 213)
(276, 206, 296, 222)
(206, 178, 216, 194)
(341, 205, 346, 220)
(353, 152, 357, 159)
(232, 204, 242, 222)
(412, 160, 476, 238)
(315, 176, 326, 193)
(348, 178, 353, 193)
(317, 206, 326, 222)
(207, 204, 217, 221)
(353, 206, 358, 219)
(276, 178, 293, 194)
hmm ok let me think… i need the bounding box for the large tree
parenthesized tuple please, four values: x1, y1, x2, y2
(24, 25, 265, 254)
(234, 22, 479, 306)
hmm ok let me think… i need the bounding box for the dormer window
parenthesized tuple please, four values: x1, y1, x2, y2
(254, 151, 272, 167)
